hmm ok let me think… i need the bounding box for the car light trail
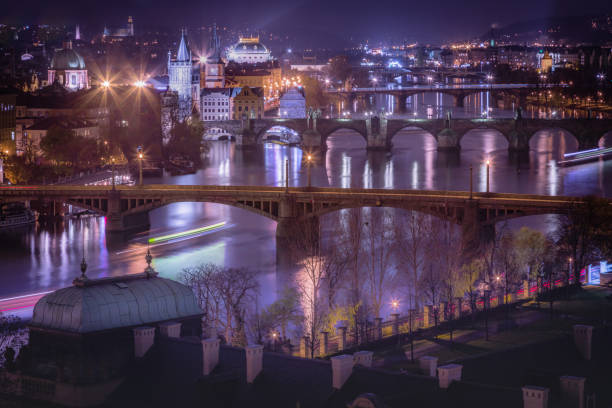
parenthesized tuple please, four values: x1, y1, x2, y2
(148, 222, 227, 244)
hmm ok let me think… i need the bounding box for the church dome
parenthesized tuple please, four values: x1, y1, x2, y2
(31, 273, 202, 333)
(228, 36, 271, 63)
(50, 47, 86, 70)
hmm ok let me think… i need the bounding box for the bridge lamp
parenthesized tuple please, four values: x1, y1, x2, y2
(306, 154, 313, 189)
(101, 80, 111, 89)
(134, 80, 145, 88)
(391, 299, 400, 311)
(485, 159, 491, 193)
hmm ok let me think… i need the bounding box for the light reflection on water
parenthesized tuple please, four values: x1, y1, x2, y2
(0, 123, 611, 316)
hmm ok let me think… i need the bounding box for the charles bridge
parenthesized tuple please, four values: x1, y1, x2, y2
(203, 116, 612, 152)
(0, 185, 601, 256)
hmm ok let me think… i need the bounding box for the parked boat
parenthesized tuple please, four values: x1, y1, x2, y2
(0, 203, 35, 228)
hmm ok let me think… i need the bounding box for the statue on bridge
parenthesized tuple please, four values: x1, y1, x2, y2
(445, 110, 452, 129)
(515, 106, 522, 121)
(307, 107, 322, 131)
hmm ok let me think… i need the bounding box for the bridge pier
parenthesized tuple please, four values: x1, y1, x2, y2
(507, 129, 530, 153)
(301, 129, 322, 150)
(235, 129, 258, 149)
(453, 95, 465, 108)
(106, 191, 151, 233)
(436, 129, 460, 152)
(460, 200, 494, 261)
(366, 117, 391, 151)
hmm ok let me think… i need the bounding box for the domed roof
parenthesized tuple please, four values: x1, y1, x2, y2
(231, 37, 270, 54)
(50, 47, 86, 70)
(31, 273, 202, 333)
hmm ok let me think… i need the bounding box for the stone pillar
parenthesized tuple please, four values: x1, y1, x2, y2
(453, 94, 465, 107)
(461, 200, 483, 260)
(572, 325, 593, 360)
(133, 326, 155, 358)
(374, 317, 383, 340)
(300, 336, 310, 358)
(301, 129, 322, 149)
(418, 356, 438, 377)
(245, 344, 264, 383)
(159, 321, 181, 338)
(202, 338, 220, 375)
(331, 355, 354, 389)
(522, 386, 549, 408)
(337, 327, 347, 351)
(560, 376, 586, 408)
(436, 128, 460, 152)
(423, 305, 433, 328)
(437, 364, 462, 389)
(454, 298, 462, 319)
(522, 280, 530, 299)
(366, 116, 390, 150)
(391, 313, 400, 336)
(320, 331, 329, 356)
(353, 350, 373, 368)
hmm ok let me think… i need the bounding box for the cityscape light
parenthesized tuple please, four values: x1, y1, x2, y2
(102, 80, 111, 88)
(134, 80, 146, 87)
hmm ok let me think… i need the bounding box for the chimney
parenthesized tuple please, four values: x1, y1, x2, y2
(572, 325, 593, 360)
(522, 386, 549, 408)
(245, 344, 264, 383)
(331, 354, 354, 389)
(437, 364, 462, 389)
(353, 351, 373, 368)
(159, 321, 182, 338)
(560, 376, 585, 408)
(133, 326, 155, 358)
(202, 338, 220, 375)
(418, 355, 438, 377)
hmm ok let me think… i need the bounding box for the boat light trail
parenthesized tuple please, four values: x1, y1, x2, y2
(148, 222, 227, 244)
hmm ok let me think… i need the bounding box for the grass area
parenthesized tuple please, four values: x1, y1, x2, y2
(525, 285, 612, 320)
(376, 286, 612, 372)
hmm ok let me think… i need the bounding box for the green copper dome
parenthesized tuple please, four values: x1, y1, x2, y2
(50, 48, 86, 70)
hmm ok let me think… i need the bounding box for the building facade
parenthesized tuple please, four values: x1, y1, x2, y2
(232, 86, 264, 120)
(201, 88, 240, 121)
(279, 87, 306, 118)
(47, 40, 89, 91)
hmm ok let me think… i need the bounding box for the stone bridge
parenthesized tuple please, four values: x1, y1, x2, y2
(203, 117, 612, 152)
(327, 84, 561, 108)
(0, 185, 600, 256)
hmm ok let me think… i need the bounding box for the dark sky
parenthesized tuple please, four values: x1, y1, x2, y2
(3, 0, 612, 44)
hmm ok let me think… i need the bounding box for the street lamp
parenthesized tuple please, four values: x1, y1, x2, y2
(137, 146, 144, 186)
(485, 159, 491, 193)
(469, 165, 473, 199)
(102, 80, 111, 89)
(111, 156, 116, 189)
(306, 154, 313, 189)
(372, 77, 378, 92)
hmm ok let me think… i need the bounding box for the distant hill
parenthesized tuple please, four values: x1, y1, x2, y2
(482, 15, 612, 45)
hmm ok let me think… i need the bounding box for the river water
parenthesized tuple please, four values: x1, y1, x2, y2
(1, 92, 611, 317)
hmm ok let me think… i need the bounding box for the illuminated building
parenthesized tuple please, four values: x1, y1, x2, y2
(47, 40, 89, 91)
(201, 88, 239, 121)
(232, 86, 264, 119)
(204, 23, 226, 88)
(24, 116, 100, 157)
(103, 16, 135, 39)
(227, 36, 271, 64)
(225, 60, 281, 98)
(168, 30, 193, 121)
(540, 50, 553, 72)
(279, 87, 306, 118)
(0, 89, 16, 155)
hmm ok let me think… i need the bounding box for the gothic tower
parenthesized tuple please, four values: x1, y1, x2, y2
(168, 30, 193, 121)
(205, 23, 225, 88)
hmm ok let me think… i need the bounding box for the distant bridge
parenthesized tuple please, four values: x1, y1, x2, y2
(0, 185, 600, 255)
(326, 83, 559, 107)
(203, 117, 612, 152)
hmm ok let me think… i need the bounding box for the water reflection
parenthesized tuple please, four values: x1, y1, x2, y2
(0, 126, 611, 315)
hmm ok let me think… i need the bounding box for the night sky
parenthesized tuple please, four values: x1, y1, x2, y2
(3, 0, 612, 44)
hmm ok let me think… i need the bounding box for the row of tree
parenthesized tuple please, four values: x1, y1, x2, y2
(179, 197, 612, 356)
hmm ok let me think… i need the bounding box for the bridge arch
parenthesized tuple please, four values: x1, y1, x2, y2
(598, 131, 612, 148)
(323, 127, 368, 149)
(459, 128, 510, 152)
(387, 126, 438, 149)
(204, 127, 235, 141)
(255, 122, 305, 144)
(528, 128, 579, 156)
(257, 125, 301, 145)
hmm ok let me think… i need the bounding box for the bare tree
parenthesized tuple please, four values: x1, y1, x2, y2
(0, 314, 27, 370)
(363, 209, 396, 319)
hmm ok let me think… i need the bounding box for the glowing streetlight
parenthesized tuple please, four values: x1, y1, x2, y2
(134, 80, 146, 88)
(101, 80, 111, 88)
(306, 154, 313, 189)
(391, 299, 400, 311)
(137, 146, 144, 186)
(485, 159, 491, 193)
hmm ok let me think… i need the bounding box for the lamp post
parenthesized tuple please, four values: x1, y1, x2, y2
(137, 146, 143, 186)
(111, 156, 116, 189)
(306, 154, 313, 189)
(485, 159, 490, 193)
(285, 159, 289, 193)
(469, 165, 473, 199)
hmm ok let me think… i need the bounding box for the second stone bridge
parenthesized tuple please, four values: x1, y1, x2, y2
(203, 117, 612, 152)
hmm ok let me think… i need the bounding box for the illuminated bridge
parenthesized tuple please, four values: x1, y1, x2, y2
(204, 117, 612, 152)
(0, 185, 601, 253)
(326, 83, 561, 107)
